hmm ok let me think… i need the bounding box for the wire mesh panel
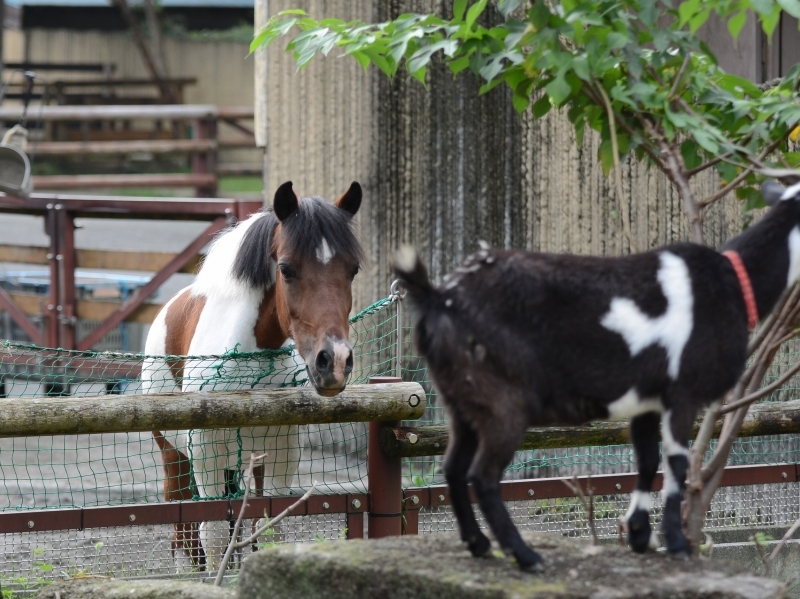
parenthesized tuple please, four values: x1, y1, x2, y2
(418, 481, 800, 540)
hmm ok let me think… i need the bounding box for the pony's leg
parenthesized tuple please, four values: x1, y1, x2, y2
(443, 411, 490, 558)
(623, 412, 661, 553)
(469, 418, 543, 571)
(660, 406, 695, 557)
(152, 431, 206, 571)
(258, 425, 302, 544)
(193, 439, 234, 570)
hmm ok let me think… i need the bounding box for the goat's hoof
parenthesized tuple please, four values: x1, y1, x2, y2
(517, 549, 545, 573)
(467, 533, 491, 557)
(627, 509, 653, 553)
(665, 535, 691, 559)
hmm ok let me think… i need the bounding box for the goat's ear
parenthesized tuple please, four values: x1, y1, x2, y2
(273, 181, 299, 222)
(335, 182, 362, 217)
(762, 180, 786, 206)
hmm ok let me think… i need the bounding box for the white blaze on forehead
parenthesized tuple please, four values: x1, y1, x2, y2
(788, 227, 800, 286)
(601, 252, 693, 379)
(317, 238, 334, 265)
(607, 388, 663, 420)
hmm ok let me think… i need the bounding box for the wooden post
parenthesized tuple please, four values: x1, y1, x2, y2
(367, 376, 404, 538)
(59, 210, 77, 350)
(192, 118, 217, 197)
(45, 204, 60, 348)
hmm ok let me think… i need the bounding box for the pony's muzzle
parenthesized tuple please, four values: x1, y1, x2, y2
(309, 337, 353, 396)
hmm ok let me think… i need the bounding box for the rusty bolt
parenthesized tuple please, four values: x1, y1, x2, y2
(527, 489, 534, 497)
(782, 472, 788, 479)
(351, 499, 362, 510)
(27, 521, 34, 529)
(438, 494, 445, 502)
(409, 495, 420, 506)
(129, 514, 136, 522)
(408, 394, 421, 408)
(616, 483, 622, 490)
(46, 204, 53, 210)
(407, 433, 419, 445)
(322, 502, 330, 510)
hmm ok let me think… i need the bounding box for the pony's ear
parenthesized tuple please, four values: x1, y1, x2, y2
(335, 182, 362, 216)
(762, 180, 786, 206)
(273, 181, 299, 221)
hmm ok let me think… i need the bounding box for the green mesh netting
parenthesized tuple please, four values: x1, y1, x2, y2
(0, 295, 399, 508)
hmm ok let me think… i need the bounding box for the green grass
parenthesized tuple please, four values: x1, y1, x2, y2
(219, 176, 262, 193)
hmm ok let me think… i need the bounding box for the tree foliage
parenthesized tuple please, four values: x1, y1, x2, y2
(253, 0, 800, 243)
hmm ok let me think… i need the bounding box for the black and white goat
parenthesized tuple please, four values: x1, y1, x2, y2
(393, 180, 800, 571)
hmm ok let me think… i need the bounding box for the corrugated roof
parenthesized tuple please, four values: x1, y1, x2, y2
(6, 0, 253, 7)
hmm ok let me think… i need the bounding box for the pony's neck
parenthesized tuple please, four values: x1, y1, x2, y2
(254, 286, 290, 349)
(724, 205, 798, 319)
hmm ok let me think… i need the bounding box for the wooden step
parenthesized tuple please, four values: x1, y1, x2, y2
(32, 173, 217, 190)
(32, 139, 217, 156)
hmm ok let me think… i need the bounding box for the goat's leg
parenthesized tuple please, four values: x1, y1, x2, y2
(469, 423, 543, 572)
(661, 407, 694, 557)
(443, 413, 490, 558)
(624, 412, 661, 553)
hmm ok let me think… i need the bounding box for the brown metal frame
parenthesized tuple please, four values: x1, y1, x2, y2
(0, 192, 261, 350)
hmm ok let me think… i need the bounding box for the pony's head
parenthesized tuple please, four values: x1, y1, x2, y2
(233, 181, 363, 396)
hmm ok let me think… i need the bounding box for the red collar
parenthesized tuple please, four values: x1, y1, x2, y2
(723, 250, 758, 330)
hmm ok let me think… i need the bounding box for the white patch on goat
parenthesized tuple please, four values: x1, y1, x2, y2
(607, 388, 663, 420)
(317, 238, 334, 265)
(780, 182, 800, 201)
(787, 227, 800, 287)
(193, 212, 275, 300)
(622, 490, 653, 523)
(661, 410, 688, 498)
(601, 252, 693, 379)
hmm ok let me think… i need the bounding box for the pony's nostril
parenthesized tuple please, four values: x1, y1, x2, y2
(344, 350, 354, 375)
(316, 350, 333, 374)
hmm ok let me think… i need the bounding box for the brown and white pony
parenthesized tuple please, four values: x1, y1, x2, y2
(141, 181, 363, 570)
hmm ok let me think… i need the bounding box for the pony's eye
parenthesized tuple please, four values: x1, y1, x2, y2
(279, 263, 296, 280)
(350, 265, 360, 279)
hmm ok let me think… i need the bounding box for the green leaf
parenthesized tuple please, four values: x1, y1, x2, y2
(412, 66, 427, 85)
(716, 161, 738, 183)
(498, 0, 521, 19)
(449, 55, 471, 75)
(680, 140, 703, 171)
(349, 50, 371, 71)
(599, 138, 614, 176)
(513, 90, 532, 113)
(545, 75, 572, 105)
(278, 9, 307, 16)
(453, 0, 468, 21)
(678, 0, 702, 26)
(532, 94, 551, 118)
(693, 128, 720, 153)
(777, 0, 800, 18)
(466, 0, 489, 30)
(727, 10, 748, 39)
(738, 186, 767, 211)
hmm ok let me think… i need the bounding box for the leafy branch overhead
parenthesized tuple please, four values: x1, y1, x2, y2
(253, 0, 800, 219)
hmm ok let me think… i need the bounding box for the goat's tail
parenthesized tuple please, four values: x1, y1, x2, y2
(393, 245, 438, 307)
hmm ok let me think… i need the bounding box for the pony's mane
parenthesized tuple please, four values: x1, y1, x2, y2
(192, 197, 363, 299)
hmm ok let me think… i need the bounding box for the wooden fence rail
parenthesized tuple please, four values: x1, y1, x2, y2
(0, 382, 425, 438)
(381, 399, 800, 457)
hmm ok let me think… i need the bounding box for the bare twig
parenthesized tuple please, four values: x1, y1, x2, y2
(668, 54, 691, 100)
(562, 474, 597, 545)
(768, 517, 800, 566)
(232, 484, 316, 550)
(595, 83, 638, 253)
(214, 452, 269, 587)
(719, 360, 800, 415)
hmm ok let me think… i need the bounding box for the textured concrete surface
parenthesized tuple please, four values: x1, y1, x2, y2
(237, 531, 786, 599)
(32, 578, 235, 599)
